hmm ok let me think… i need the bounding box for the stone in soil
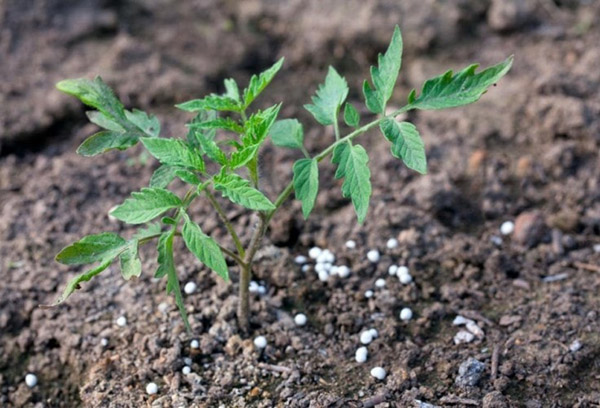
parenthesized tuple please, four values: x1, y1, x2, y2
(456, 357, 485, 387)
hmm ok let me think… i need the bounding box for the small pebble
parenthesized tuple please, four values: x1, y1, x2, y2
(317, 270, 330, 282)
(308, 247, 322, 259)
(355, 346, 368, 363)
(543, 272, 569, 283)
(190, 340, 199, 349)
(301, 264, 310, 273)
(294, 255, 308, 264)
(466, 321, 485, 338)
(315, 263, 330, 273)
(257, 285, 267, 295)
(337, 265, 350, 278)
(146, 382, 158, 395)
(370, 366, 386, 380)
(360, 330, 374, 345)
(183, 281, 197, 295)
(594, 244, 600, 253)
(397, 266, 409, 275)
(249, 281, 260, 293)
(388, 265, 398, 275)
(25, 373, 38, 388)
(100, 338, 109, 347)
(386, 238, 398, 249)
(253, 335, 267, 349)
(454, 330, 475, 344)
(490, 235, 503, 246)
(364, 290, 374, 299)
(294, 313, 307, 326)
(400, 308, 413, 321)
(116, 316, 127, 327)
(375, 278, 386, 288)
(157, 302, 169, 313)
(183, 357, 193, 366)
(452, 315, 472, 326)
(569, 339, 582, 353)
(367, 249, 380, 263)
(398, 271, 413, 284)
(182, 366, 191, 375)
(368, 328, 379, 339)
(500, 221, 515, 235)
(455, 358, 485, 387)
(345, 240, 357, 249)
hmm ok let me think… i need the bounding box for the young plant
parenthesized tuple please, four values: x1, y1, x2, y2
(50, 26, 512, 333)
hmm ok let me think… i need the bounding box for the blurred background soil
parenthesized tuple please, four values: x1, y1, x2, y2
(1, 0, 600, 406)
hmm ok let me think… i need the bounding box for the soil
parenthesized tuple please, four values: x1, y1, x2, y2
(1, 0, 600, 407)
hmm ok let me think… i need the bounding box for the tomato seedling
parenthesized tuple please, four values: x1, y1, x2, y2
(51, 26, 512, 333)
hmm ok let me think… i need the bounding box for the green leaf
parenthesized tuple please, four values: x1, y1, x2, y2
(86, 111, 125, 132)
(331, 142, 372, 223)
(213, 173, 275, 211)
(119, 243, 142, 280)
(293, 158, 319, 219)
(406, 56, 513, 110)
(110, 188, 182, 224)
(363, 25, 403, 114)
(76, 131, 138, 156)
(187, 110, 217, 149)
(229, 144, 259, 169)
(156, 230, 191, 331)
(140, 137, 204, 171)
(132, 223, 162, 240)
(198, 137, 227, 165)
(243, 104, 281, 145)
(55, 233, 127, 265)
(188, 117, 243, 133)
(243, 57, 284, 107)
(269, 119, 304, 149)
(304, 66, 349, 126)
(149, 165, 178, 188)
(224, 78, 240, 102)
(182, 216, 229, 281)
(56, 77, 126, 121)
(174, 169, 200, 185)
(380, 119, 427, 174)
(47, 257, 113, 306)
(176, 94, 241, 112)
(125, 109, 161, 138)
(343, 103, 360, 128)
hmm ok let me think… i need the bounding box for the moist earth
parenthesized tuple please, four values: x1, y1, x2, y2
(1, 0, 600, 407)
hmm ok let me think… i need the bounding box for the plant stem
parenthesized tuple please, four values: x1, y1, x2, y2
(237, 212, 267, 334)
(205, 189, 246, 258)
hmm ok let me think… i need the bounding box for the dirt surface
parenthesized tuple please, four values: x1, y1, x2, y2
(2, 0, 600, 407)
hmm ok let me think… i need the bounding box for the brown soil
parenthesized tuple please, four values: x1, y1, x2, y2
(2, 1, 600, 407)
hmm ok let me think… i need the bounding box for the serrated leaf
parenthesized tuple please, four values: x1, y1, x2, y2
(269, 119, 304, 149)
(132, 223, 162, 240)
(243, 57, 284, 107)
(76, 131, 138, 156)
(224, 78, 240, 102)
(229, 144, 259, 169)
(86, 111, 125, 132)
(380, 119, 427, 174)
(214, 173, 275, 211)
(110, 188, 182, 224)
(119, 243, 142, 280)
(156, 230, 191, 331)
(176, 94, 241, 112)
(57, 77, 126, 121)
(304, 66, 349, 126)
(56, 233, 127, 265)
(406, 56, 513, 110)
(331, 142, 372, 223)
(149, 165, 178, 188)
(188, 117, 244, 133)
(140, 137, 204, 171)
(182, 216, 229, 281)
(243, 104, 281, 145)
(198, 137, 227, 165)
(343, 103, 360, 128)
(174, 169, 200, 185)
(293, 158, 319, 219)
(363, 25, 403, 114)
(125, 109, 161, 137)
(187, 110, 217, 149)
(46, 257, 113, 306)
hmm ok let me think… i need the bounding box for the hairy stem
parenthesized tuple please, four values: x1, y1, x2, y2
(205, 189, 245, 258)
